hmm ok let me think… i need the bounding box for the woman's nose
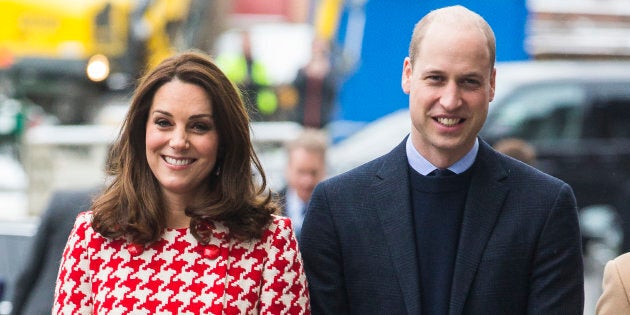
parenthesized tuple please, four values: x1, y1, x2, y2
(169, 129, 189, 150)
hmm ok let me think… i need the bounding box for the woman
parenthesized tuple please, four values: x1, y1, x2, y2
(53, 51, 310, 314)
(596, 252, 630, 314)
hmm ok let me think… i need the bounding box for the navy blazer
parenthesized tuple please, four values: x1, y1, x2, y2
(300, 137, 584, 315)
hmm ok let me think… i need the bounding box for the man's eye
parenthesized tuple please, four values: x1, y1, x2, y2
(464, 79, 480, 84)
(461, 79, 481, 88)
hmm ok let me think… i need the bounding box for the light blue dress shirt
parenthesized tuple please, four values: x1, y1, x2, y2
(405, 136, 479, 175)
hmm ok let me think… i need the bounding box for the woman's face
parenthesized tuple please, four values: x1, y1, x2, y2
(145, 79, 219, 199)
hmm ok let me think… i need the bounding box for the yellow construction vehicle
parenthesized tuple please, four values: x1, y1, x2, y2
(0, 0, 223, 123)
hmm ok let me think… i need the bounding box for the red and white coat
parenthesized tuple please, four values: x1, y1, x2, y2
(53, 212, 310, 314)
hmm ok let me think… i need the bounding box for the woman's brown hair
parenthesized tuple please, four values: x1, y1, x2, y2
(92, 50, 277, 245)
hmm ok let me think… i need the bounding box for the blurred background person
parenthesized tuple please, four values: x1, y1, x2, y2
(53, 51, 309, 314)
(278, 128, 328, 237)
(10, 188, 99, 315)
(290, 36, 337, 129)
(492, 137, 537, 166)
(215, 29, 279, 121)
(0, 277, 4, 305)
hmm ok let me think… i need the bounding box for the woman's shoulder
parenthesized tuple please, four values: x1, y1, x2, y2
(67, 210, 98, 240)
(268, 215, 292, 232)
(260, 215, 294, 240)
(72, 210, 93, 227)
(271, 214, 290, 225)
(77, 210, 93, 219)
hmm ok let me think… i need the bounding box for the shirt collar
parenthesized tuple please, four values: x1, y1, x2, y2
(405, 136, 478, 175)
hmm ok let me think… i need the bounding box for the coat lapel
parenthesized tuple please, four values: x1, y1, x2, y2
(373, 139, 421, 315)
(449, 141, 509, 315)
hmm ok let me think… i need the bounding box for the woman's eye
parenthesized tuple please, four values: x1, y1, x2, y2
(191, 122, 212, 132)
(155, 118, 171, 127)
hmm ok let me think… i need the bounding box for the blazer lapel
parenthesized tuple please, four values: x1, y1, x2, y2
(373, 139, 421, 315)
(449, 140, 509, 315)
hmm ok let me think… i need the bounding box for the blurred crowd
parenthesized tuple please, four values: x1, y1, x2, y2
(215, 29, 338, 129)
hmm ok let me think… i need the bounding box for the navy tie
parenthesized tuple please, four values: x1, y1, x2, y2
(429, 168, 455, 177)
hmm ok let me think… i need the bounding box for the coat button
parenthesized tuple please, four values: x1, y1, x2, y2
(202, 245, 220, 259)
(127, 243, 144, 256)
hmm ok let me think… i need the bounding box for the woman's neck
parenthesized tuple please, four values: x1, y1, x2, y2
(163, 191, 193, 229)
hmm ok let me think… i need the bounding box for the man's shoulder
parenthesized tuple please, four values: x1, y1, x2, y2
(487, 152, 575, 209)
(329, 138, 407, 180)
(480, 141, 565, 186)
(325, 151, 394, 185)
(501, 154, 566, 186)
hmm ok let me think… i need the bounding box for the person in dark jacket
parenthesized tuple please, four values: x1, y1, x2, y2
(277, 128, 328, 237)
(291, 36, 337, 129)
(10, 188, 98, 315)
(300, 5, 584, 314)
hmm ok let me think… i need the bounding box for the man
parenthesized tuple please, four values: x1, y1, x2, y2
(10, 188, 98, 315)
(278, 128, 327, 237)
(300, 5, 584, 314)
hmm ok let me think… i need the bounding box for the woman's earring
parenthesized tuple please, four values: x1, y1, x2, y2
(215, 165, 222, 176)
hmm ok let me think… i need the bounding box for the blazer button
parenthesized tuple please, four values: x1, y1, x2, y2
(127, 243, 144, 256)
(202, 245, 221, 260)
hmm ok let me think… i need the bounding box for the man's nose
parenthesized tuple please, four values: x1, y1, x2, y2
(440, 82, 462, 110)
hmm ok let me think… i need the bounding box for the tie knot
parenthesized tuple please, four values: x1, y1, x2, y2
(429, 168, 455, 177)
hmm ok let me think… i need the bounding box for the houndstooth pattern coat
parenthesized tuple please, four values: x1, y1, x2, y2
(53, 212, 310, 314)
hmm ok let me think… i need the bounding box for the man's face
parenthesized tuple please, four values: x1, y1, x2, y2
(286, 147, 326, 202)
(401, 24, 495, 165)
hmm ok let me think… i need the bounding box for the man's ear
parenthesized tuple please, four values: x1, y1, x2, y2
(401, 57, 412, 95)
(489, 67, 496, 102)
